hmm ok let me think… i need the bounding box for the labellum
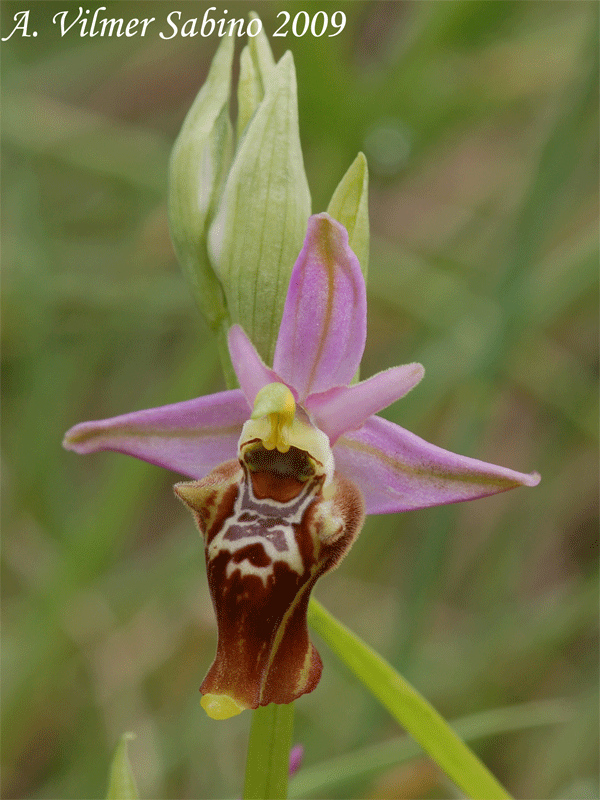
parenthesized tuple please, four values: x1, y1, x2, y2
(175, 384, 364, 719)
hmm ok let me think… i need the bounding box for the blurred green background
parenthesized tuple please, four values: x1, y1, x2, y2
(2, 1, 598, 798)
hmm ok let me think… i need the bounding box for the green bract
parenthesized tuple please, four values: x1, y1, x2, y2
(328, 152, 370, 282)
(208, 49, 311, 365)
(168, 35, 234, 333)
(236, 13, 276, 141)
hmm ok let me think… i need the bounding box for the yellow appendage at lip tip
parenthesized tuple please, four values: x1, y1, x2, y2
(201, 693, 245, 720)
(251, 383, 296, 453)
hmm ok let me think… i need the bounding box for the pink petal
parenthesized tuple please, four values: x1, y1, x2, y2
(227, 325, 284, 405)
(333, 415, 540, 515)
(63, 389, 250, 479)
(305, 363, 424, 445)
(273, 213, 367, 402)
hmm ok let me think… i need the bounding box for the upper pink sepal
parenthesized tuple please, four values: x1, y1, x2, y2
(273, 213, 367, 402)
(333, 415, 541, 515)
(63, 389, 250, 479)
(306, 363, 424, 445)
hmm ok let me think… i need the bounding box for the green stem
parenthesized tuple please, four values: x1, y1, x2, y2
(243, 703, 295, 800)
(308, 598, 511, 800)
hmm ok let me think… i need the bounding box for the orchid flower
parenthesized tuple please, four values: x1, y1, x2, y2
(64, 213, 539, 720)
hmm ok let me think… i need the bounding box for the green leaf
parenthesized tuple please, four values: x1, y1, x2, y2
(106, 732, 138, 800)
(308, 598, 512, 800)
(327, 152, 370, 281)
(208, 50, 311, 366)
(289, 698, 573, 797)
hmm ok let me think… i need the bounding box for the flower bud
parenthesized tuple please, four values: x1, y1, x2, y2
(168, 36, 234, 332)
(236, 13, 276, 141)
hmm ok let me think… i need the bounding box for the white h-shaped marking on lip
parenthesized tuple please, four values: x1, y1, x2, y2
(207, 476, 318, 586)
